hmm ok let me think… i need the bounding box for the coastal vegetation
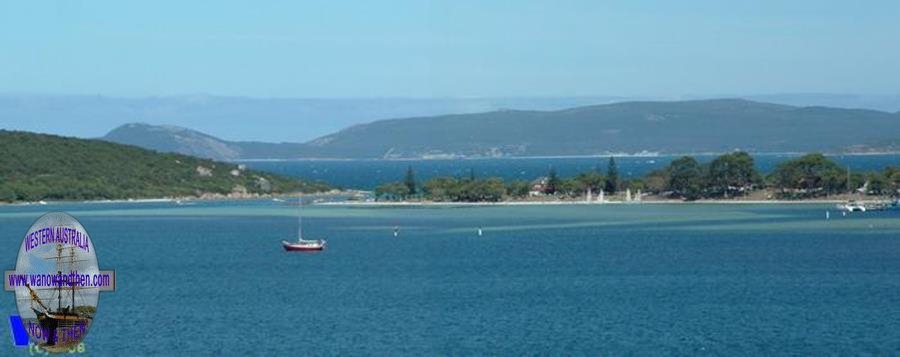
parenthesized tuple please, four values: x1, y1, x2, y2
(0, 130, 329, 202)
(374, 153, 900, 202)
(604, 157, 619, 194)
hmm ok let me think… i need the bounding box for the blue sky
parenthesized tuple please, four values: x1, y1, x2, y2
(0, 0, 898, 98)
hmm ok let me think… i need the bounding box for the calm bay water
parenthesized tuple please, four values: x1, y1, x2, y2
(240, 154, 900, 190)
(2, 201, 899, 355)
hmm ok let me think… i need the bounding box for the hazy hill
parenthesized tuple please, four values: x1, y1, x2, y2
(743, 94, 900, 113)
(103, 123, 307, 161)
(103, 99, 900, 159)
(303, 99, 900, 158)
(104, 123, 244, 160)
(0, 130, 327, 202)
(6, 93, 900, 145)
(0, 94, 627, 142)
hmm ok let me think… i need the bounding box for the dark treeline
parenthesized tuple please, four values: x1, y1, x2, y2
(375, 153, 900, 202)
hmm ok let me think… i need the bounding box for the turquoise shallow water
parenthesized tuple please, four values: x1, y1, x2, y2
(2, 201, 900, 355)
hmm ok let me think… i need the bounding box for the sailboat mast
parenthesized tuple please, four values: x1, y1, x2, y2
(297, 195, 303, 240)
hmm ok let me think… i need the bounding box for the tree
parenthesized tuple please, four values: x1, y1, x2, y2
(404, 166, 417, 196)
(423, 177, 506, 202)
(505, 180, 531, 198)
(478, 178, 506, 202)
(0, 185, 16, 202)
(667, 156, 703, 200)
(885, 166, 900, 196)
(644, 168, 670, 194)
(574, 171, 604, 193)
(769, 153, 843, 198)
(558, 178, 582, 197)
(847, 172, 867, 194)
(866, 172, 888, 196)
(605, 157, 619, 194)
(375, 182, 409, 201)
(706, 151, 757, 198)
(423, 177, 457, 201)
(623, 178, 645, 192)
(546, 167, 561, 195)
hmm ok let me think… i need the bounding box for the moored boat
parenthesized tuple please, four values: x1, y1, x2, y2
(837, 199, 897, 213)
(837, 201, 866, 212)
(282, 239, 326, 251)
(282, 196, 326, 252)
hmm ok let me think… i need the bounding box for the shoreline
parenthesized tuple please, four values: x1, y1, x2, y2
(319, 198, 892, 207)
(4, 196, 886, 208)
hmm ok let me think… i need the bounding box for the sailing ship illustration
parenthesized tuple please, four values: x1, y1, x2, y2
(22, 243, 94, 348)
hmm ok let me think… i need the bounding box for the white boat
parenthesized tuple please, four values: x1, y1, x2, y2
(282, 197, 326, 252)
(282, 238, 326, 251)
(837, 201, 866, 212)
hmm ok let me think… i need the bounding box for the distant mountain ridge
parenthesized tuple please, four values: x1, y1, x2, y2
(6, 93, 900, 144)
(102, 99, 900, 160)
(0, 94, 628, 142)
(104, 123, 242, 160)
(103, 123, 306, 161)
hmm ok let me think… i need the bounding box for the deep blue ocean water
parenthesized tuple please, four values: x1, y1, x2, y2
(2, 201, 899, 355)
(240, 154, 900, 190)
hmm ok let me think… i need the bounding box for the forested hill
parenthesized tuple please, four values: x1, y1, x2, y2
(105, 99, 900, 159)
(0, 130, 327, 202)
(303, 99, 900, 158)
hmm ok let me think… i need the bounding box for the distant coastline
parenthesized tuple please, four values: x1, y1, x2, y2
(102, 100, 900, 161)
(232, 151, 900, 162)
